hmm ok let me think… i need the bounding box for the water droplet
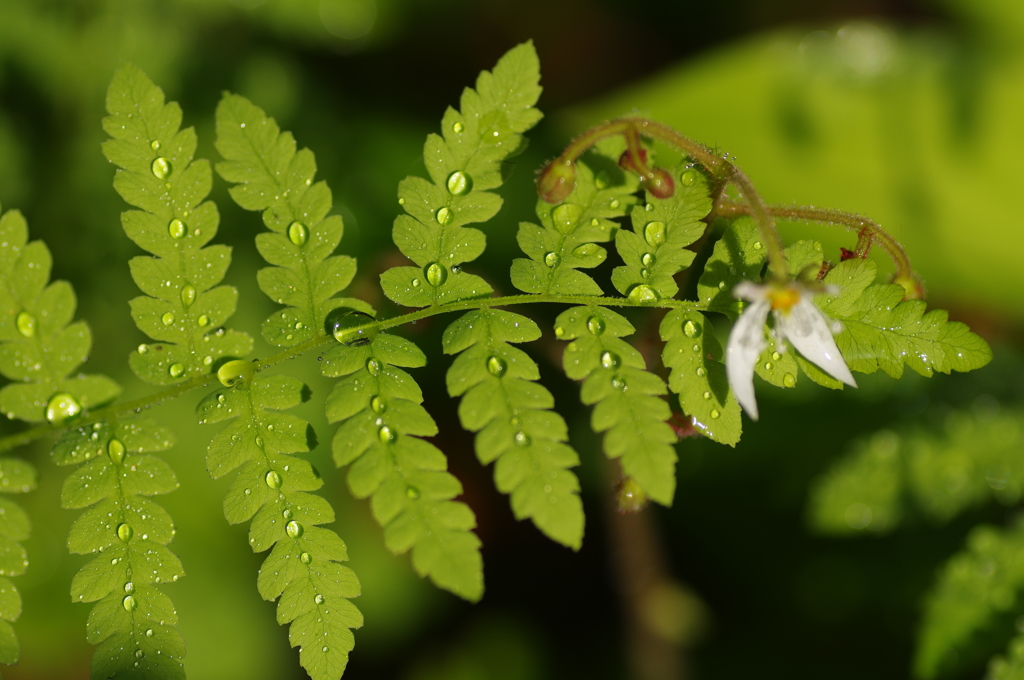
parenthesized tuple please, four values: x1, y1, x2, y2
(180, 285, 196, 308)
(610, 199, 621, 209)
(710, 409, 721, 419)
(366, 358, 382, 376)
(150, 140, 161, 151)
(123, 595, 138, 611)
(783, 373, 796, 388)
(217, 394, 226, 405)
(371, 396, 386, 414)
(544, 252, 560, 267)
(611, 377, 626, 391)
(411, 279, 421, 287)
(683, 320, 698, 337)
(425, 262, 448, 287)
(486, 356, 507, 377)
(314, 594, 326, 605)
(108, 439, 126, 465)
(168, 218, 186, 239)
(572, 243, 599, 258)
(587, 316, 605, 335)
(446, 171, 471, 195)
(135, 649, 145, 659)
(702, 391, 711, 400)
(514, 431, 530, 447)
(772, 352, 781, 361)
(117, 523, 134, 542)
(124, 581, 135, 594)
(628, 284, 659, 304)
(378, 425, 395, 444)
(328, 310, 378, 346)
(322, 646, 329, 653)
(151, 157, 171, 179)
(644, 221, 667, 246)
(217, 359, 253, 387)
(641, 253, 655, 267)
(197, 314, 209, 327)
(452, 121, 464, 134)
(680, 169, 699, 186)
(764, 362, 773, 370)
(436, 206, 454, 225)
(45, 393, 81, 424)
(137, 344, 149, 354)
(696, 367, 706, 377)
(159, 311, 175, 326)
(282, 508, 293, 521)
(398, 197, 405, 205)
(600, 351, 619, 369)
(145, 629, 154, 637)
(300, 552, 312, 565)
(266, 470, 283, 489)
(406, 486, 420, 500)
(285, 520, 304, 539)
(753, 241, 763, 250)
(15, 311, 35, 337)
(288, 221, 309, 246)
(552, 203, 583, 234)
(554, 326, 565, 339)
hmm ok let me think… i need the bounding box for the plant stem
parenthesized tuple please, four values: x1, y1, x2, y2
(0, 293, 703, 454)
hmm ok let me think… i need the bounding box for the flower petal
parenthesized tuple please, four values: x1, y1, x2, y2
(726, 298, 771, 420)
(776, 298, 857, 387)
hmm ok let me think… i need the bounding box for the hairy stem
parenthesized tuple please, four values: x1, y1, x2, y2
(0, 293, 704, 454)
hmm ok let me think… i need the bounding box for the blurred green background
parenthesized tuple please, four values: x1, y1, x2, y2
(1, 0, 1023, 678)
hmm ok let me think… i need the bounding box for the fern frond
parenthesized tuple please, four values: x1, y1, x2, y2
(510, 156, 638, 295)
(443, 309, 584, 549)
(556, 305, 677, 505)
(214, 94, 370, 346)
(380, 41, 542, 307)
(0, 456, 35, 669)
(54, 418, 184, 679)
(102, 64, 252, 384)
(324, 333, 483, 600)
(611, 163, 711, 302)
(198, 371, 362, 680)
(916, 521, 1024, 679)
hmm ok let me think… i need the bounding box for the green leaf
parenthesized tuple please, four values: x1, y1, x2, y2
(382, 42, 543, 308)
(611, 163, 711, 300)
(556, 306, 678, 505)
(821, 259, 992, 378)
(0, 620, 16, 665)
(511, 157, 639, 295)
(660, 310, 742, 445)
(443, 309, 585, 548)
(324, 333, 484, 600)
(199, 373, 363, 679)
(915, 521, 1024, 679)
(696, 217, 766, 318)
(103, 64, 252, 383)
(215, 94, 360, 347)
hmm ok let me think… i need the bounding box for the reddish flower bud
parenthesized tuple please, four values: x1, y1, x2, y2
(643, 168, 675, 199)
(617, 148, 649, 175)
(839, 247, 857, 261)
(537, 159, 576, 204)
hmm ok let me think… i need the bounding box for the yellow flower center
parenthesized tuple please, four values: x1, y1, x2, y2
(768, 286, 801, 314)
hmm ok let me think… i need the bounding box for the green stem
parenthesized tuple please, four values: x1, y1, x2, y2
(0, 293, 703, 454)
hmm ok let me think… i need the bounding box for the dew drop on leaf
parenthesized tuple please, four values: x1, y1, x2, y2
(46, 392, 81, 424)
(378, 425, 394, 444)
(197, 315, 209, 327)
(15, 311, 35, 337)
(587, 316, 605, 335)
(370, 396, 386, 414)
(452, 121, 464, 134)
(135, 650, 145, 660)
(611, 377, 626, 391)
(680, 169, 699, 187)
(406, 486, 420, 500)
(217, 359, 253, 387)
(513, 431, 531, 447)
(644, 221, 667, 246)
(683, 320, 698, 338)
(282, 508, 293, 520)
(544, 252, 560, 267)
(641, 253, 655, 267)
(168, 363, 185, 379)
(554, 326, 565, 338)
(285, 520, 304, 539)
(108, 439, 126, 466)
(288, 221, 309, 246)
(161, 312, 175, 326)
(145, 629, 154, 637)
(772, 352, 781, 361)
(366, 358, 382, 376)
(328, 310, 377, 346)
(783, 373, 797, 387)
(150, 140, 161, 151)
(702, 391, 710, 400)
(610, 199, 620, 209)
(487, 356, 507, 377)
(696, 367, 706, 377)
(123, 595, 138, 611)
(425, 262, 448, 287)
(436, 206, 454, 225)
(300, 552, 312, 565)
(764, 362, 773, 370)
(117, 523, 134, 542)
(601, 351, 620, 369)
(265, 470, 283, 489)
(446, 171, 471, 196)
(552, 203, 582, 234)
(180, 285, 196, 308)
(138, 344, 149, 354)
(710, 409, 721, 419)
(628, 284, 659, 304)
(151, 157, 171, 179)
(572, 243, 598, 258)
(168, 219, 186, 239)
(124, 581, 135, 594)
(314, 594, 326, 605)
(753, 241, 763, 250)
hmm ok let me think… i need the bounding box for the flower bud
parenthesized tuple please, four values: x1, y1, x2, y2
(537, 159, 576, 204)
(643, 168, 675, 199)
(617, 148, 649, 175)
(893, 272, 926, 301)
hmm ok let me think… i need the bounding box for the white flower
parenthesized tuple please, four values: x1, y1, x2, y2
(726, 280, 856, 420)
